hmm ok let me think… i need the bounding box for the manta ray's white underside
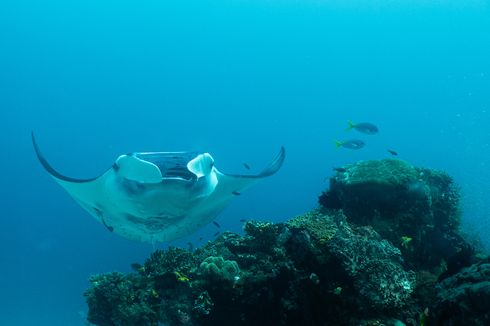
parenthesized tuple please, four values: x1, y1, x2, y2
(32, 133, 285, 243)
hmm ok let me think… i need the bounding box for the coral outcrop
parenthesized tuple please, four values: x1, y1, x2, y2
(319, 159, 465, 272)
(84, 158, 487, 325)
(429, 257, 490, 325)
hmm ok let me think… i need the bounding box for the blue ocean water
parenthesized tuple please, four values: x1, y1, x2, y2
(1, 1, 489, 324)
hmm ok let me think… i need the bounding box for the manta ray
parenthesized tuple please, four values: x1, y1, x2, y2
(32, 133, 285, 243)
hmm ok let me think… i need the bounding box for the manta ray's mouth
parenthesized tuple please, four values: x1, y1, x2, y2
(134, 152, 198, 181)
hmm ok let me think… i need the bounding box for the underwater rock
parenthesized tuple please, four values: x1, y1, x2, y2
(319, 159, 466, 274)
(85, 215, 420, 325)
(326, 222, 416, 311)
(143, 247, 197, 277)
(319, 159, 455, 227)
(429, 258, 490, 325)
(287, 209, 337, 245)
(84, 272, 159, 325)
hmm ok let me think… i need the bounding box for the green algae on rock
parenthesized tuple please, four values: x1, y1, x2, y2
(287, 209, 337, 244)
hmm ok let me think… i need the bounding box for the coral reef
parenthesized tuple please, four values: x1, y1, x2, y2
(84, 159, 488, 325)
(429, 257, 490, 325)
(319, 159, 465, 272)
(326, 222, 416, 311)
(198, 256, 240, 284)
(85, 272, 159, 325)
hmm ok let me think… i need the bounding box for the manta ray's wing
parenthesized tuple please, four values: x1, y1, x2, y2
(32, 133, 113, 226)
(32, 133, 166, 230)
(195, 146, 286, 216)
(217, 146, 286, 194)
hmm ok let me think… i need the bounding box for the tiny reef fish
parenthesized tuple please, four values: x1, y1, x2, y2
(213, 221, 221, 228)
(333, 167, 347, 173)
(387, 149, 398, 156)
(335, 139, 365, 150)
(243, 163, 251, 170)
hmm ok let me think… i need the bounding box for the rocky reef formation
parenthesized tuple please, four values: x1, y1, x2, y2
(84, 158, 488, 325)
(429, 257, 490, 325)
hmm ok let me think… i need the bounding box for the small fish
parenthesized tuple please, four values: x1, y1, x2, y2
(387, 149, 398, 156)
(213, 221, 221, 228)
(333, 167, 347, 173)
(239, 219, 247, 223)
(232, 191, 241, 196)
(335, 139, 365, 150)
(243, 163, 251, 170)
(400, 236, 413, 249)
(199, 237, 203, 241)
(213, 231, 220, 237)
(174, 271, 190, 283)
(347, 120, 379, 135)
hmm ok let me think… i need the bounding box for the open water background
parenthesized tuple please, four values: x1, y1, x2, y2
(0, 1, 489, 324)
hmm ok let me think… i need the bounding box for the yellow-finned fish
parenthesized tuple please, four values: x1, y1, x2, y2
(347, 120, 379, 135)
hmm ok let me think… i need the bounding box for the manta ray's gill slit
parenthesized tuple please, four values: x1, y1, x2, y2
(124, 213, 184, 232)
(91, 206, 115, 232)
(101, 219, 114, 232)
(92, 206, 104, 218)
